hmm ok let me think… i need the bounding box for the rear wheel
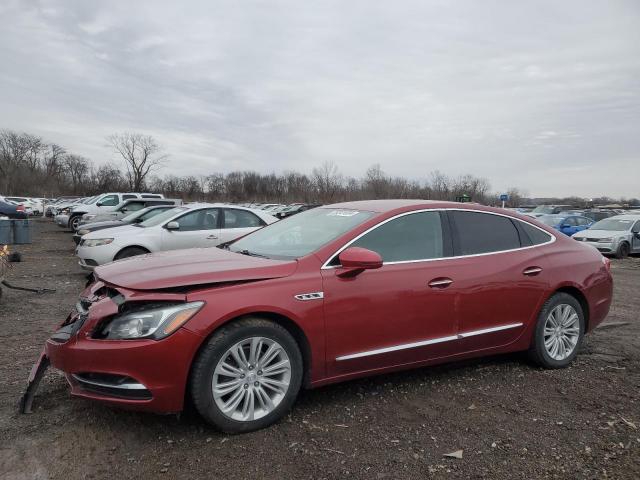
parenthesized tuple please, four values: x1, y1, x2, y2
(114, 246, 149, 260)
(615, 242, 630, 259)
(529, 293, 584, 369)
(190, 317, 303, 433)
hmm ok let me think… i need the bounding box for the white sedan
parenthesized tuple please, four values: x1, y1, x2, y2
(75, 203, 278, 270)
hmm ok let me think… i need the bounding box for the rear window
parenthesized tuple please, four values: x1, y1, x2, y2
(450, 211, 521, 255)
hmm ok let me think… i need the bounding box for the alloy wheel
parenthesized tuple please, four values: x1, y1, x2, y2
(543, 304, 580, 360)
(212, 337, 291, 422)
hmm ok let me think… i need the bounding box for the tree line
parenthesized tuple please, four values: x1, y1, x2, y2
(1, 129, 637, 207)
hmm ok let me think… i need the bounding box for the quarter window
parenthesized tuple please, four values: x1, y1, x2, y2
(518, 221, 553, 246)
(223, 209, 264, 228)
(450, 211, 521, 255)
(348, 211, 444, 262)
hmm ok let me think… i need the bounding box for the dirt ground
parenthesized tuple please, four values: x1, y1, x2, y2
(0, 218, 638, 480)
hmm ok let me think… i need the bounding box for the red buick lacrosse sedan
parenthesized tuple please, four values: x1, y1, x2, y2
(23, 200, 613, 432)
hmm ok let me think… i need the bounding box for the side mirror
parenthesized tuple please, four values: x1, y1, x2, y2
(336, 247, 383, 278)
(165, 221, 180, 230)
(96, 201, 103, 207)
(133, 217, 143, 223)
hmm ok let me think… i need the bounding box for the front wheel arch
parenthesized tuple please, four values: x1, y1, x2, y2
(113, 245, 151, 260)
(188, 311, 312, 390)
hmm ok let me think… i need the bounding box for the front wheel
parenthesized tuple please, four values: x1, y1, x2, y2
(190, 318, 303, 433)
(615, 242, 630, 259)
(69, 215, 82, 231)
(529, 293, 585, 369)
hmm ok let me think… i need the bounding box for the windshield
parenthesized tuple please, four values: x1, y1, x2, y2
(229, 207, 375, 259)
(538, 215, 563, 227)
(139, 206, 187, 227)
(590, 218, 634, 231)
(532, 206, 554, 214)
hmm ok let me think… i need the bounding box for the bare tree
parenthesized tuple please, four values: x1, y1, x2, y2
(64, 155, 90, 194)
(311, 161, 343, 202)
(107, 132, 167, 191)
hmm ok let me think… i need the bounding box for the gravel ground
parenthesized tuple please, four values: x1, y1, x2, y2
(1, 218, 639, 480)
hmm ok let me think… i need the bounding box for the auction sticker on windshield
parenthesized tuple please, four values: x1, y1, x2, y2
(326, 210, 360, 217)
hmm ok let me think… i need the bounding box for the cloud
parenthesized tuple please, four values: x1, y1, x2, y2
(0, 0, 639, 197)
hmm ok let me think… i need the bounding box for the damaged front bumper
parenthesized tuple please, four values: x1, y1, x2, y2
(19, 280, 203, 414)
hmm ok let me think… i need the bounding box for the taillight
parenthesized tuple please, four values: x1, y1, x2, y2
(16, 205, 25, 212)
(602, 256, 611, 272)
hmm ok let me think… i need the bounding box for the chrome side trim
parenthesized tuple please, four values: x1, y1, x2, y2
(71, 374, 147, 390)
(336, 335, 459, 361)
(294, 291, 324, 301)
(321, 208, 556, 269)
(335, 322, 523, 361)
(457, 323, 523, 338)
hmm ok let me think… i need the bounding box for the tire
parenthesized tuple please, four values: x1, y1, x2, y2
(69, 215, 82, 231)
(615, 242, 630, 259)
(528, 292, 585, 369)
(189, 317, 303, 433)
(114, 246, 149, 260)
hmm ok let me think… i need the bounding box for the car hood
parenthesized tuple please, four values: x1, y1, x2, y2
(84, 224, 141, 239)
(94, 247, 298, 290)
(78, 220, 126, 232)
(574, 229, 625, 239)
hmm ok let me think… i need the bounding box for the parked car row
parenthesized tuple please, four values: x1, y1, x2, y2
(43, 193, 281, 269)
(236, 203, 322, 218)
(0, 195, 53, 216)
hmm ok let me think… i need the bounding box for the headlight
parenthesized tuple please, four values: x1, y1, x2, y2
(76, 229, 90, 236)
(83, 238, 114, 247)
(597, 238, 613, 243)
(99, 302, 204, 340)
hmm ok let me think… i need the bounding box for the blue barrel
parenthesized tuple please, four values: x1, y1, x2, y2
(0, 219, 12, 244)
(12, 219, 32, 244)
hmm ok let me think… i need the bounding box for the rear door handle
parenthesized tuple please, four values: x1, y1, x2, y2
(428, 277, 453, 289)
(523, 266, 542, 276)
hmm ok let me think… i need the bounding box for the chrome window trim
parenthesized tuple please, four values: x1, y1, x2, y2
(321, 208, 556, 269)
(335, 322, 523, 361)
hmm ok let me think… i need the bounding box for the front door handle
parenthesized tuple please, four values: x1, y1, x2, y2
(523, 266, 542, 276)
(206, 235, 218, 240)
(428, 277, 453, 289)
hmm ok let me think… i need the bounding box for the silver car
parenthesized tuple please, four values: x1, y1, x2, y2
(572, 214, 640, 258)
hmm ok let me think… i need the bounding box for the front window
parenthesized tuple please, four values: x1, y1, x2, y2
(229, 208, 375, 259)
(138, 207, 188, 227)
(590, 218, 634, 231)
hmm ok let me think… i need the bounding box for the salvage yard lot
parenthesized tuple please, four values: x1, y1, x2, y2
(1, 219, 639, 479)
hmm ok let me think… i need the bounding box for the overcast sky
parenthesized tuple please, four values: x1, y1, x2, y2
(1, 1, 639, 198)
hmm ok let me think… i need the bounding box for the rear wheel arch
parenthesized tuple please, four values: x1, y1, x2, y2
(553, 286, 590, 332)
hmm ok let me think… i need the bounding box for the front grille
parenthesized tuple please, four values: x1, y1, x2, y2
(72, 373, 152, 400)
(585, 238, 604, 242)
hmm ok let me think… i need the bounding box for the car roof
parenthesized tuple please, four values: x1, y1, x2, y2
(609, 214, 640, 220)
(324, 199, 452, 213)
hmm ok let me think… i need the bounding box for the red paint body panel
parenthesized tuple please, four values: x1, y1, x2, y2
(39, 200, 613, 413)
